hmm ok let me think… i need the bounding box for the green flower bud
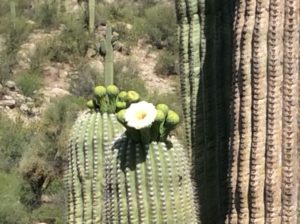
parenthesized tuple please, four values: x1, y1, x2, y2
(117, 109, 126, 124)
(166, 110, 180, 126)
(106, 84, 119, 97)
(156, 104, 169, 115)
(118, 91, 128, 101)
(94, 86, 106, 97)
(127, 91, 140, 103)
(116, 101, 127, 110)
(155, 109, 166, 122)
(86, 100, 94, 109)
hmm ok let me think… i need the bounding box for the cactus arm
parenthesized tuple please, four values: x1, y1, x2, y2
(104, 25, 114, 86)
(282, 1, 299, 222)
(88, 0, 95, 33)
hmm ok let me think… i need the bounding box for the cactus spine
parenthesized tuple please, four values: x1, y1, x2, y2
(88, 0, 95, 34)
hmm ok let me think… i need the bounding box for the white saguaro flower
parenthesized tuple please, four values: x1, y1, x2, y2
(125, 101, 157, 129)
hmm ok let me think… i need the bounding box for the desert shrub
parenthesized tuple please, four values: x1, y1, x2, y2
(46, 16, 89, 63)
(1, 17, 35, 55)
(114, 58, 148, 97)
(0, 51, 15, 83)
(0, 114, 32, 171)
(19, 95, 85, 211)
(16, 71, 42, 97)
(34, 0, 61, 29)
(155, 51, 177, 76)
(0, 172, 29, 224)
(69, 61, 102, 97)
(139, 4, 177, 50)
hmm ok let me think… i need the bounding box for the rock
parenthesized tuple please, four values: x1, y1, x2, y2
(20, 103, 30, 113)
(0, 84, 3, 91)
(43, 66, 59, 77)
(5, 80, 16, 90)
(0, 99, 16, 108)
(88, 60, 104, 76)
(86, 47, 97, 58)
(3, 95, 13, 101)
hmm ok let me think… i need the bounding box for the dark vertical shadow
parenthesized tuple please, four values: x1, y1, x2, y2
(192, 1, 235, 223)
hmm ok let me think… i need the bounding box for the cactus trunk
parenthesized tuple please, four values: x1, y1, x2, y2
(227, 0, 299, 223)
(88, 0, 95, 34)
(176, 0, 233, 223)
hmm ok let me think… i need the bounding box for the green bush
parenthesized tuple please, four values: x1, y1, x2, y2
(16, 71, 42, 97)
(34, 0, 60, 29)
(0, 114, 32, 171)
(0, 172, 29, 224)
(18, 96, 84, 214)
(47, 15, 90, 63)
(114, 58, 148, 97)
(155, 50, 177, 75)
(138, 4, 177, 50)
(69, 61, 102, 97)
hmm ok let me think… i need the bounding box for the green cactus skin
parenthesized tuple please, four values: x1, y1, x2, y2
(104, 25, 114, 86)
(226, 0, 300, 224)
(104, 135, 198, 224)
(88, 0, 95, 33)
(175, 0, 233, 223)
(66, 113, 198, 223)
(66, 111, 124, 223)
(10, 1, 16, 27)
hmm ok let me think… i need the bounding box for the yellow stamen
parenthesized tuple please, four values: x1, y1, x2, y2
(135, 110, 147, 120)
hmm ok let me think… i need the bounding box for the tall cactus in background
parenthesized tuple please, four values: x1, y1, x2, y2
(175, 0, 234, 223)
(102, 24, 114, 86)
(226, 1, 299, 223)
(177, 0, 300, 223)
(88, 0, 95, 33)
(10, 1, 16, 28)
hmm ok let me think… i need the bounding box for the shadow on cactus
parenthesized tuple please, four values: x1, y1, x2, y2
(66, 84, 198, 223)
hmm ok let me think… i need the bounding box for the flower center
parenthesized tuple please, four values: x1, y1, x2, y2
(135, 110, 147, 120)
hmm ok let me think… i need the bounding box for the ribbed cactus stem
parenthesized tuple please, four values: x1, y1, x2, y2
(66, 112, 124, 223)
(227, 0, 300, 223)
(10, 1, 16, 28)
(105, 136, 198, 223)
(104, 24, 114, 86)
(88, 0, 95, 33)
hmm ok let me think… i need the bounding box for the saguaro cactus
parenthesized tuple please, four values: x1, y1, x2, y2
(175, 0, 234, 223)
(88, 0, 95, 33)
(66, 86, 198, 223)
(102, 24, 114, 86)
(176, 0, 300, 223)
(226, 0, 300, 223)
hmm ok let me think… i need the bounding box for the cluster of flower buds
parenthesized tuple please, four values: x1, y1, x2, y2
(86, 85, 140, 113)
(116, 101, 180, 144)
